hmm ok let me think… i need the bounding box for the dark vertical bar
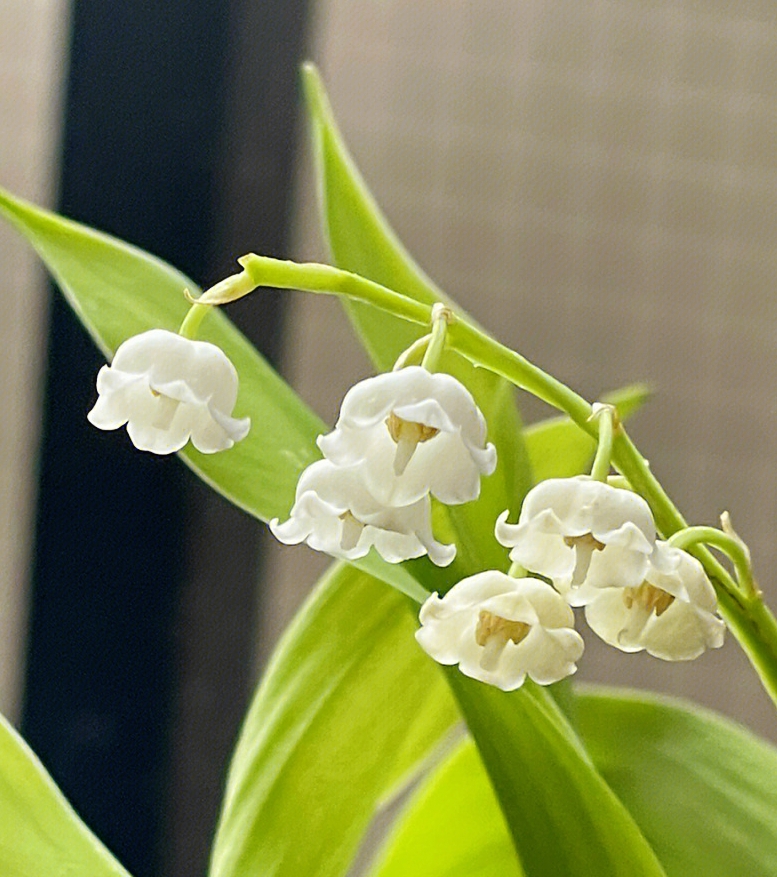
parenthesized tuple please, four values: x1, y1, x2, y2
(22, 3, 233, 876)
(162, 3, 312, 876)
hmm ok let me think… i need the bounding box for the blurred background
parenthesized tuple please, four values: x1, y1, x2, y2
(3, 0, 777, 875)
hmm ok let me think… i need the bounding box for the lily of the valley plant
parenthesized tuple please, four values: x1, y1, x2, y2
(1, 64, 777, 877)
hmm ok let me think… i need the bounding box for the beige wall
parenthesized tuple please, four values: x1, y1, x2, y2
(0, 0, 71, 721)
(267, 0, 777, 738)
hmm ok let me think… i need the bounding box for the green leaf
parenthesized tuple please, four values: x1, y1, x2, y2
(0, 712, 131, 877)
(303, 61, 449, 366)
(0, 184, 321, 520)
(525, 383, 651, 482)
(577, 686, 777, 877)
(447, 675, 668, 877)
(367, 737, 524, 877)
(0, 185, 425, 601)
(371, 681, 777, 877)
(302, 63, 532, 579)
(209, 562, 460, 877)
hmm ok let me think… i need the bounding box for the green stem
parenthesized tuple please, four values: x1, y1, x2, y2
(508, 560, 528, 578)
(215, 254, 777, 706)
(198, 265, 258, 305)
(589, 406, 615, 483)
(421, 304, 453, 372)
(236, 254, 430, 325)
(178, 302, 211, 339)
(669, 525, 755, 598)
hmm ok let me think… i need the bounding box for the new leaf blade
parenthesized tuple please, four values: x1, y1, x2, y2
(578, 686, 777, 877)
(302, 63, 532, 577)
(0, 712, 131, 877)
(366, 737, 523, 877)
(0, 185, 320, 521)
(447, 675, 667, 877)
(209, 563, 460, 877)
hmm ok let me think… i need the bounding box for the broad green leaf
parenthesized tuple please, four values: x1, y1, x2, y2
(302, 63, 532, 578)
(577, 686, 777, 877)
(525, 383, 651, 483)
(370, 681, 777, 877)
(367, 737, 523, 877)
(0, 186, 424, 600)
(0, 712, 131, 877)
(447, 674, 667, 877)
(209, 562, 460, 877)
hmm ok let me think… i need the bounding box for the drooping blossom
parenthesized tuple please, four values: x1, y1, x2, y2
(495, 476, 658, 600)
(317, 366, 496, 507)
(269, 459, 456, 566)
(415, 571, 584, 690)
(583, 541, 726, 660)
(88, 329, 250, 454)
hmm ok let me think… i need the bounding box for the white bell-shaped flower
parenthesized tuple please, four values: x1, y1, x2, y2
(269, 459, 456, 566)
(583, 541, 726, 660)
(88, 329, 250, 454)
(496, 476, 657, 599)
(415, 571, 584, 690)
(317, 366, 496, 507)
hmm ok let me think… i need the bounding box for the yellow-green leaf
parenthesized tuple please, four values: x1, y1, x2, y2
(209, 563, 459, 877)
(0, 712, 131, 877)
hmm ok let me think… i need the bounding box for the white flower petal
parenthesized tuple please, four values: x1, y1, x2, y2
(583, 588, 651, 653)
(567, 536, 652, 603)
(415, 571, 584, 691)
(88, 329, 249, 454)
(496, 477, 656, 593)
(514, 625, 585, 686)
(318, 366, 496, 507)
(495, 510, 576, 580)
(583, 542, 726, 660)
(270, 459, 455, 566)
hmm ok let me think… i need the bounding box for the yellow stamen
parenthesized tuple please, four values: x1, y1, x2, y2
(475, 610, 531, 647)
(476, 610, 531, 672)
(339, 510, 363, 552)
(385, 412, 439, 444)
(623, 582, 675, 617)
(385, 412, 440, 475)
(563, 533, 606, 552)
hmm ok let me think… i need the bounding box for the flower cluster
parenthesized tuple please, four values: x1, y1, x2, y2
(270, 366, 497, 566)
(88, 328, 727, 694)
(416, 476, 726, 690)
